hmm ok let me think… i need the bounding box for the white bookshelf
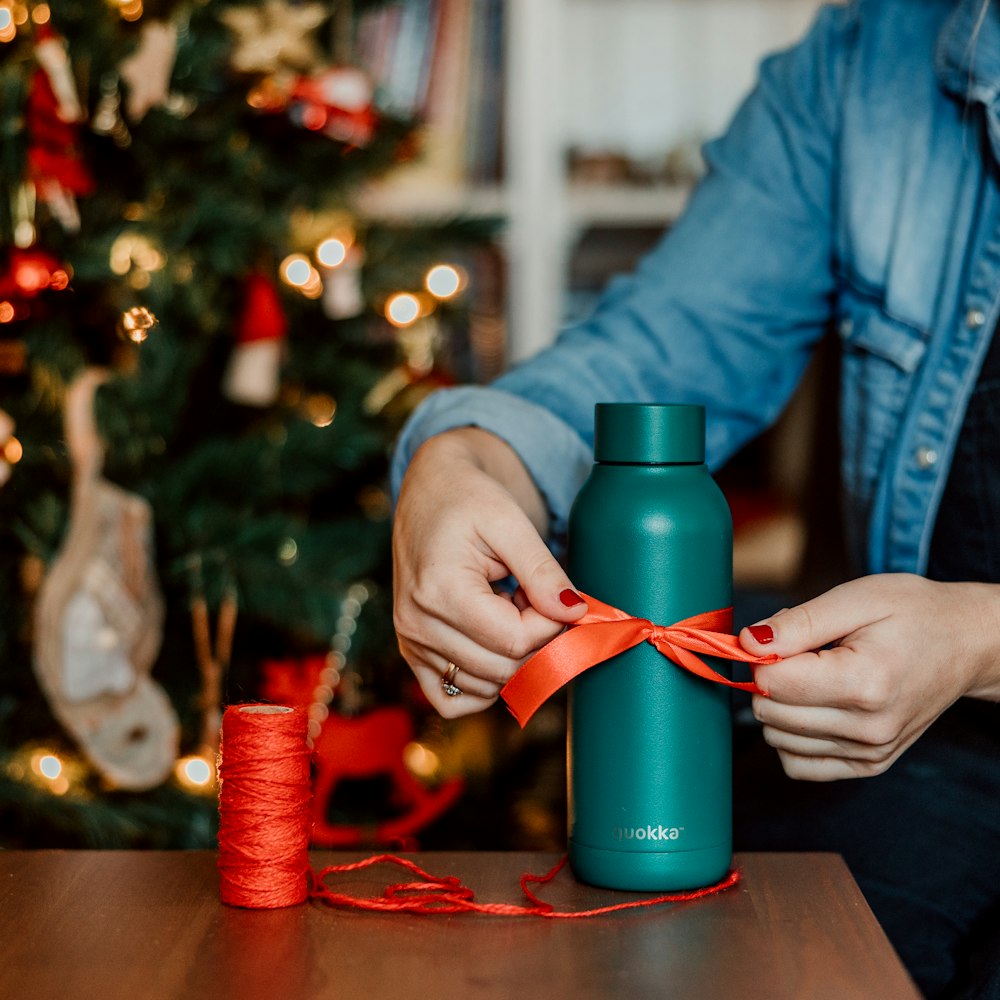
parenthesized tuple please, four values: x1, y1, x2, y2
(361, 0, 826, 363)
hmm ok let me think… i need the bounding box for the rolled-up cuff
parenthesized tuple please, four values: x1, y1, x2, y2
(389, 386, 592, 549)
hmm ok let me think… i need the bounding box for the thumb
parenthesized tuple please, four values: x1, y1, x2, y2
(488, 513, 587, 625)
(738, 579, 875, 657)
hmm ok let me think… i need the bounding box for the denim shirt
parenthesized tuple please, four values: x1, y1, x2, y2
(392, 0, 1000, 576)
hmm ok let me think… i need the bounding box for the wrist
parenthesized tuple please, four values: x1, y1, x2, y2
(960, 581, 1000, 701)
(418, 427, 549, 535)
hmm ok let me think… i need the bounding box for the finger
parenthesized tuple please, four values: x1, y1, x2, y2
(773, 748, 904, 782)
(752, 645, 899, 715)
(413, 579, 570, 661)
(477, 505, 587, 625)
(416, 652, 502, 700)
(409, 657, 500, 720)
(739, 577, 891, 658)
(406, 630, 532, 687)
(758, 723, 894, 764)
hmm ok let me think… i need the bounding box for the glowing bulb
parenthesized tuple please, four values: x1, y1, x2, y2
(174, 757, 215, 788)
(3, 436, 22, 464)
(278, 537, 299, 565)
(304, 393, 337, 428)
(38, 755, 62, 780)
(118, 306, 158, 343)
(385, 292, 420, 328)
(0, 302, 14, 323)
(425, 264, 463, 300)
(30, 3, 49, 24)
(118, 0, 143, 22)
(316, 238, 347, 268)
(403, 742, 440, 778)
(0, 8, 13, 31)
(281, 254, 313, 288)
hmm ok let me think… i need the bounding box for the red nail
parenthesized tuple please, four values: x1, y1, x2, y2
(748, 624, 774, 645)
(560, 589, 585, 607)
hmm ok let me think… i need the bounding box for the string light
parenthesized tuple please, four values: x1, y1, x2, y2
(306, 583, 372, 741)
(174, 754, 215, 792)
(281, 254, 312, 286)
(303, 393, 336, 428)
(118, 305, 158, 343)
(3, 436, 23, 465)
(0, 6, 15, 43)
(38, 754, 61, 779)
(30, 750, 69, 795)
(12, 4, 27, 26)
(278, 537, 299, 566)
(0, 302, 14, 323)
(30, 2, 49, 24)
(116, 0, 143, 22)
(385, 292, 421, 328)
(109, 233, 165, 277)
(280, 254, 323, 298)
(316, 237, 348, 269)
(403, 742, 440, 779)
(425, 264, 464, 301)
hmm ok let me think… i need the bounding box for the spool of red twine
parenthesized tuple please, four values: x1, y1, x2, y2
(217, 704, 312, 908)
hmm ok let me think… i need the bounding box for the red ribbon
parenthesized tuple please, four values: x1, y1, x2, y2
(500, 593, 779, 727)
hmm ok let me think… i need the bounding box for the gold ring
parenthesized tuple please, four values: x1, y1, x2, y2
(441, 662, 462, 697)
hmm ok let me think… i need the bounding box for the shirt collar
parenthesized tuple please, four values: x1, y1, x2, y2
(937, 0, 1000, 103)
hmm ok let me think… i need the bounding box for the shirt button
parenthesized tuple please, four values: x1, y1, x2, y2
(966, 308, 987, 329)
(915, 446, 938, 469)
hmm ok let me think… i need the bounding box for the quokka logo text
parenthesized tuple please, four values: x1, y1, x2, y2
(611, 824, 684, 842)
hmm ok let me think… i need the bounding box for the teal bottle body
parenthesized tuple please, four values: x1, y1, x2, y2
(567, 403, 734, 891)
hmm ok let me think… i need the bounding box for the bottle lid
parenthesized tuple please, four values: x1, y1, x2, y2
(594, 403, 705, 464)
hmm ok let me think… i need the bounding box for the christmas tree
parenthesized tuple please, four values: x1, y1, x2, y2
(0, 0, 538, 849)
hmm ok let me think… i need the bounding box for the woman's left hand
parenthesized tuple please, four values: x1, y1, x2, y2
(739, 573, 1000, 781)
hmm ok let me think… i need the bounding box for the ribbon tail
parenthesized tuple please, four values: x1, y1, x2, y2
(501, 619, 647, 728)
(657, 639, 766, 694)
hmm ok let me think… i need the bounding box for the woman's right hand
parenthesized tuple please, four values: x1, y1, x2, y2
(392, 427, 588, 717)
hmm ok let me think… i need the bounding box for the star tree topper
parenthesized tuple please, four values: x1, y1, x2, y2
(221, 1, 326, 75)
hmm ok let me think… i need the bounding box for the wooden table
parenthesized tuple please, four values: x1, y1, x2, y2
(0, 851, 918, 1000)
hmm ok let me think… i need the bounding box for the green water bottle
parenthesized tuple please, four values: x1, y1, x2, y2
(568, 403, 734, 891)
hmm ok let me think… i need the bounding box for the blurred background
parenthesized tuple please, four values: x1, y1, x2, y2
(0, 0, 839, 851)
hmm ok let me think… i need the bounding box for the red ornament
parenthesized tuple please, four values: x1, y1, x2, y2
(288, 67, 377, 146)
(246, 67, 378, 148)
(221, 271, 289, 406)
(26, 22, 94, 231)
(0, 247, 71, 314)
(261, 654, 463, 848)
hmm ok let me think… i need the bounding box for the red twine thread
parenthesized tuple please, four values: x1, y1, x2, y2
(217, 704, 313, 908)
(309, 853, 740, 917)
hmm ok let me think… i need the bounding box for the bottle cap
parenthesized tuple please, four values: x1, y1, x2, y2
(594, 403, 705, 464)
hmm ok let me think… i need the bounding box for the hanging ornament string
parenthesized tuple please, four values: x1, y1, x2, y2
(501, 593, 781, 727)
(217, 704, 312, 909)
(309, 853, 740, 917)
(190, 566, 238, 755)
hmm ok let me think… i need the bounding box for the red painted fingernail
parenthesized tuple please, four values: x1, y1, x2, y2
(748, 624, 774, 645)
(560, 589, 585, 607)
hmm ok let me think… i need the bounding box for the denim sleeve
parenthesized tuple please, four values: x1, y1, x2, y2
(391, 2, 857, 545)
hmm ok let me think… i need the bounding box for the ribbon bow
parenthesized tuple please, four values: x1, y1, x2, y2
(500, 593, 779, 727)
